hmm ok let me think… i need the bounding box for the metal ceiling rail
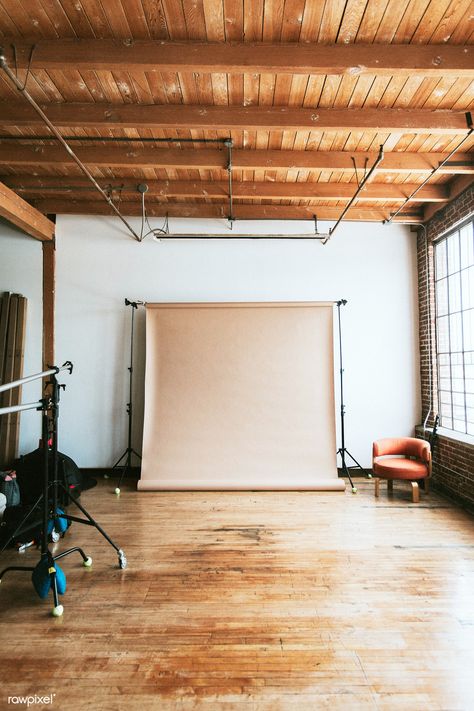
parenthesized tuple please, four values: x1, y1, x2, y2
(318, 144, 385, 244)
(385, 113, 473, 224)
(0, 48, 144, 242)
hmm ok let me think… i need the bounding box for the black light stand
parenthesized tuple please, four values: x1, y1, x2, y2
(110, 298, 143, 494)
(336, 300, 367, 494)
(0, 363, 127, 617)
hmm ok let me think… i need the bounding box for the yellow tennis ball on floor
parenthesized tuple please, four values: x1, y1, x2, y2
(114, 487, 121, 495)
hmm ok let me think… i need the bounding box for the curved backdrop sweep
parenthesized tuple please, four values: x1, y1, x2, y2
(138, 302, 344, 491)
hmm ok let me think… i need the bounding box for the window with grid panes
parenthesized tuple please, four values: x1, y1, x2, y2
(434, 218, 474, 436)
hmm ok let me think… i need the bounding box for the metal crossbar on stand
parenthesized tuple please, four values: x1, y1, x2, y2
(0, 363, 127, 617)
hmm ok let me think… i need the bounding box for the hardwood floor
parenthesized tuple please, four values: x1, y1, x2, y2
(0, 478, 473, 710)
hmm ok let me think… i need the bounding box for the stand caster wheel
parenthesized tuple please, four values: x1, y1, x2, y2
(118, 550, 127, 569)
(83, 556, 92, 568)
(52, 604, 64, 617)
(104, 473, 110, 479)
(114, 487, 121, 495)
(51, 530, 60, 543)
(352, 487, 358, 494)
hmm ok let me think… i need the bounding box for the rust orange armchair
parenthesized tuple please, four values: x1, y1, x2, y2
(372, 437, 432, 503)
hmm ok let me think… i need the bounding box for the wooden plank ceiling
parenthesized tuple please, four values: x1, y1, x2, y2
(0, 0, 473, 228)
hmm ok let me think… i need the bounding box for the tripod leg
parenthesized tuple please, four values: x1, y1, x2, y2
(49, 563, 63, 617)
(115, 450, 134, 494)
(60, 484, 127, 568)
(345, 449, 372, 478)
(338, 449, 357, 493)
(54, 546, 92, 568)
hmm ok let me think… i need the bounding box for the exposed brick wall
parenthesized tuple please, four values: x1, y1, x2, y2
(417, 183, 474, 512)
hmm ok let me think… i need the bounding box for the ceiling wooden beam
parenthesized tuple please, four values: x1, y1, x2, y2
(1, 144, 472, 174)
(0, 102, 469, 134)
(1, 40, 472, 77)
(30, 199, 422, 223)
(3, 176, 448, 203)
(423, 175, 474, 222)
(0, 180, 54, 241)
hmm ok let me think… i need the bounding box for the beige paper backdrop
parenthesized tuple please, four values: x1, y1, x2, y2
(138, 302, 344, 491)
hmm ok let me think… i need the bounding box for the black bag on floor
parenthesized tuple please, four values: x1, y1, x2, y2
(15, 449, 83, 507)
(0, 503, 43, 547)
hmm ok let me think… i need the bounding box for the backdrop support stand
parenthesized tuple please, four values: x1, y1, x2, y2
(336, 300, 368, 494)
(110, 299, 143, 494)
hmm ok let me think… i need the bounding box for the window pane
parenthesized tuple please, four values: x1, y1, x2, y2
(440, 390, 452, 405)
(435, 222, 474, 437)
(460, 222, 474, 267)
(451, 364, 464, 380)
(448, 273, 461, 313)
(436, 277, 448, 316)
(461, 267, 474, 310)
(440, 403, 452, 418)
(439, 364, 450, 379)
(437, 315, 449, 352)
(436, 239, 447, 279)
(447, 232, 460, 275)
(449, 313, 462, 352)
(463, 309, 474, 351)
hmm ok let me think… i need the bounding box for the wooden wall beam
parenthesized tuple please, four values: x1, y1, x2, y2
(0, 102, 469, 134)
(0, 180, 55, 241)
(29, 200, 422, 223)
(2, 40, 472, 77)
(0, 145, 472, 174)
(42, 235, 55, 372)
(4, 176, 449, 203)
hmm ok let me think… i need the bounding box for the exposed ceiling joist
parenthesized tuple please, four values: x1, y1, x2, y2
(2, 40, 472, 78)
(3, 176, 449, 203)
(0, 103, 469, 134)
(0, 180, 54, 241)
(1, 144, 472, 174)
(29, 200, 422, 223)
(423, 175, 474, 221)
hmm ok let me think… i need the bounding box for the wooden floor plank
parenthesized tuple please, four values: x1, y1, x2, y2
(0, 478, 473, 709)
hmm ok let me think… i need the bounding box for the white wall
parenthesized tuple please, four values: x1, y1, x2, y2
(53, 215, 420, 468)
(0, 221, 43, 454)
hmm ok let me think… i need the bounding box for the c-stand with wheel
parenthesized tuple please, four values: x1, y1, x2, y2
(0, 362, 127, 617)
(110, 298, 143, 495)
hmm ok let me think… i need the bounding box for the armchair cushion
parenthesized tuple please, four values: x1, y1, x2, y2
(373, 457, 429, 480)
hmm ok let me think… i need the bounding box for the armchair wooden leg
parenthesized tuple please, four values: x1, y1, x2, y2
(374, 478, 380, 497)
(424, 478, 430, 494)
(411, 481, 420, 503)
(387, 480, 393, 493)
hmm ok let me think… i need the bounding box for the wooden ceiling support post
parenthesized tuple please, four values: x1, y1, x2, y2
(42, 219, 55, 375)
